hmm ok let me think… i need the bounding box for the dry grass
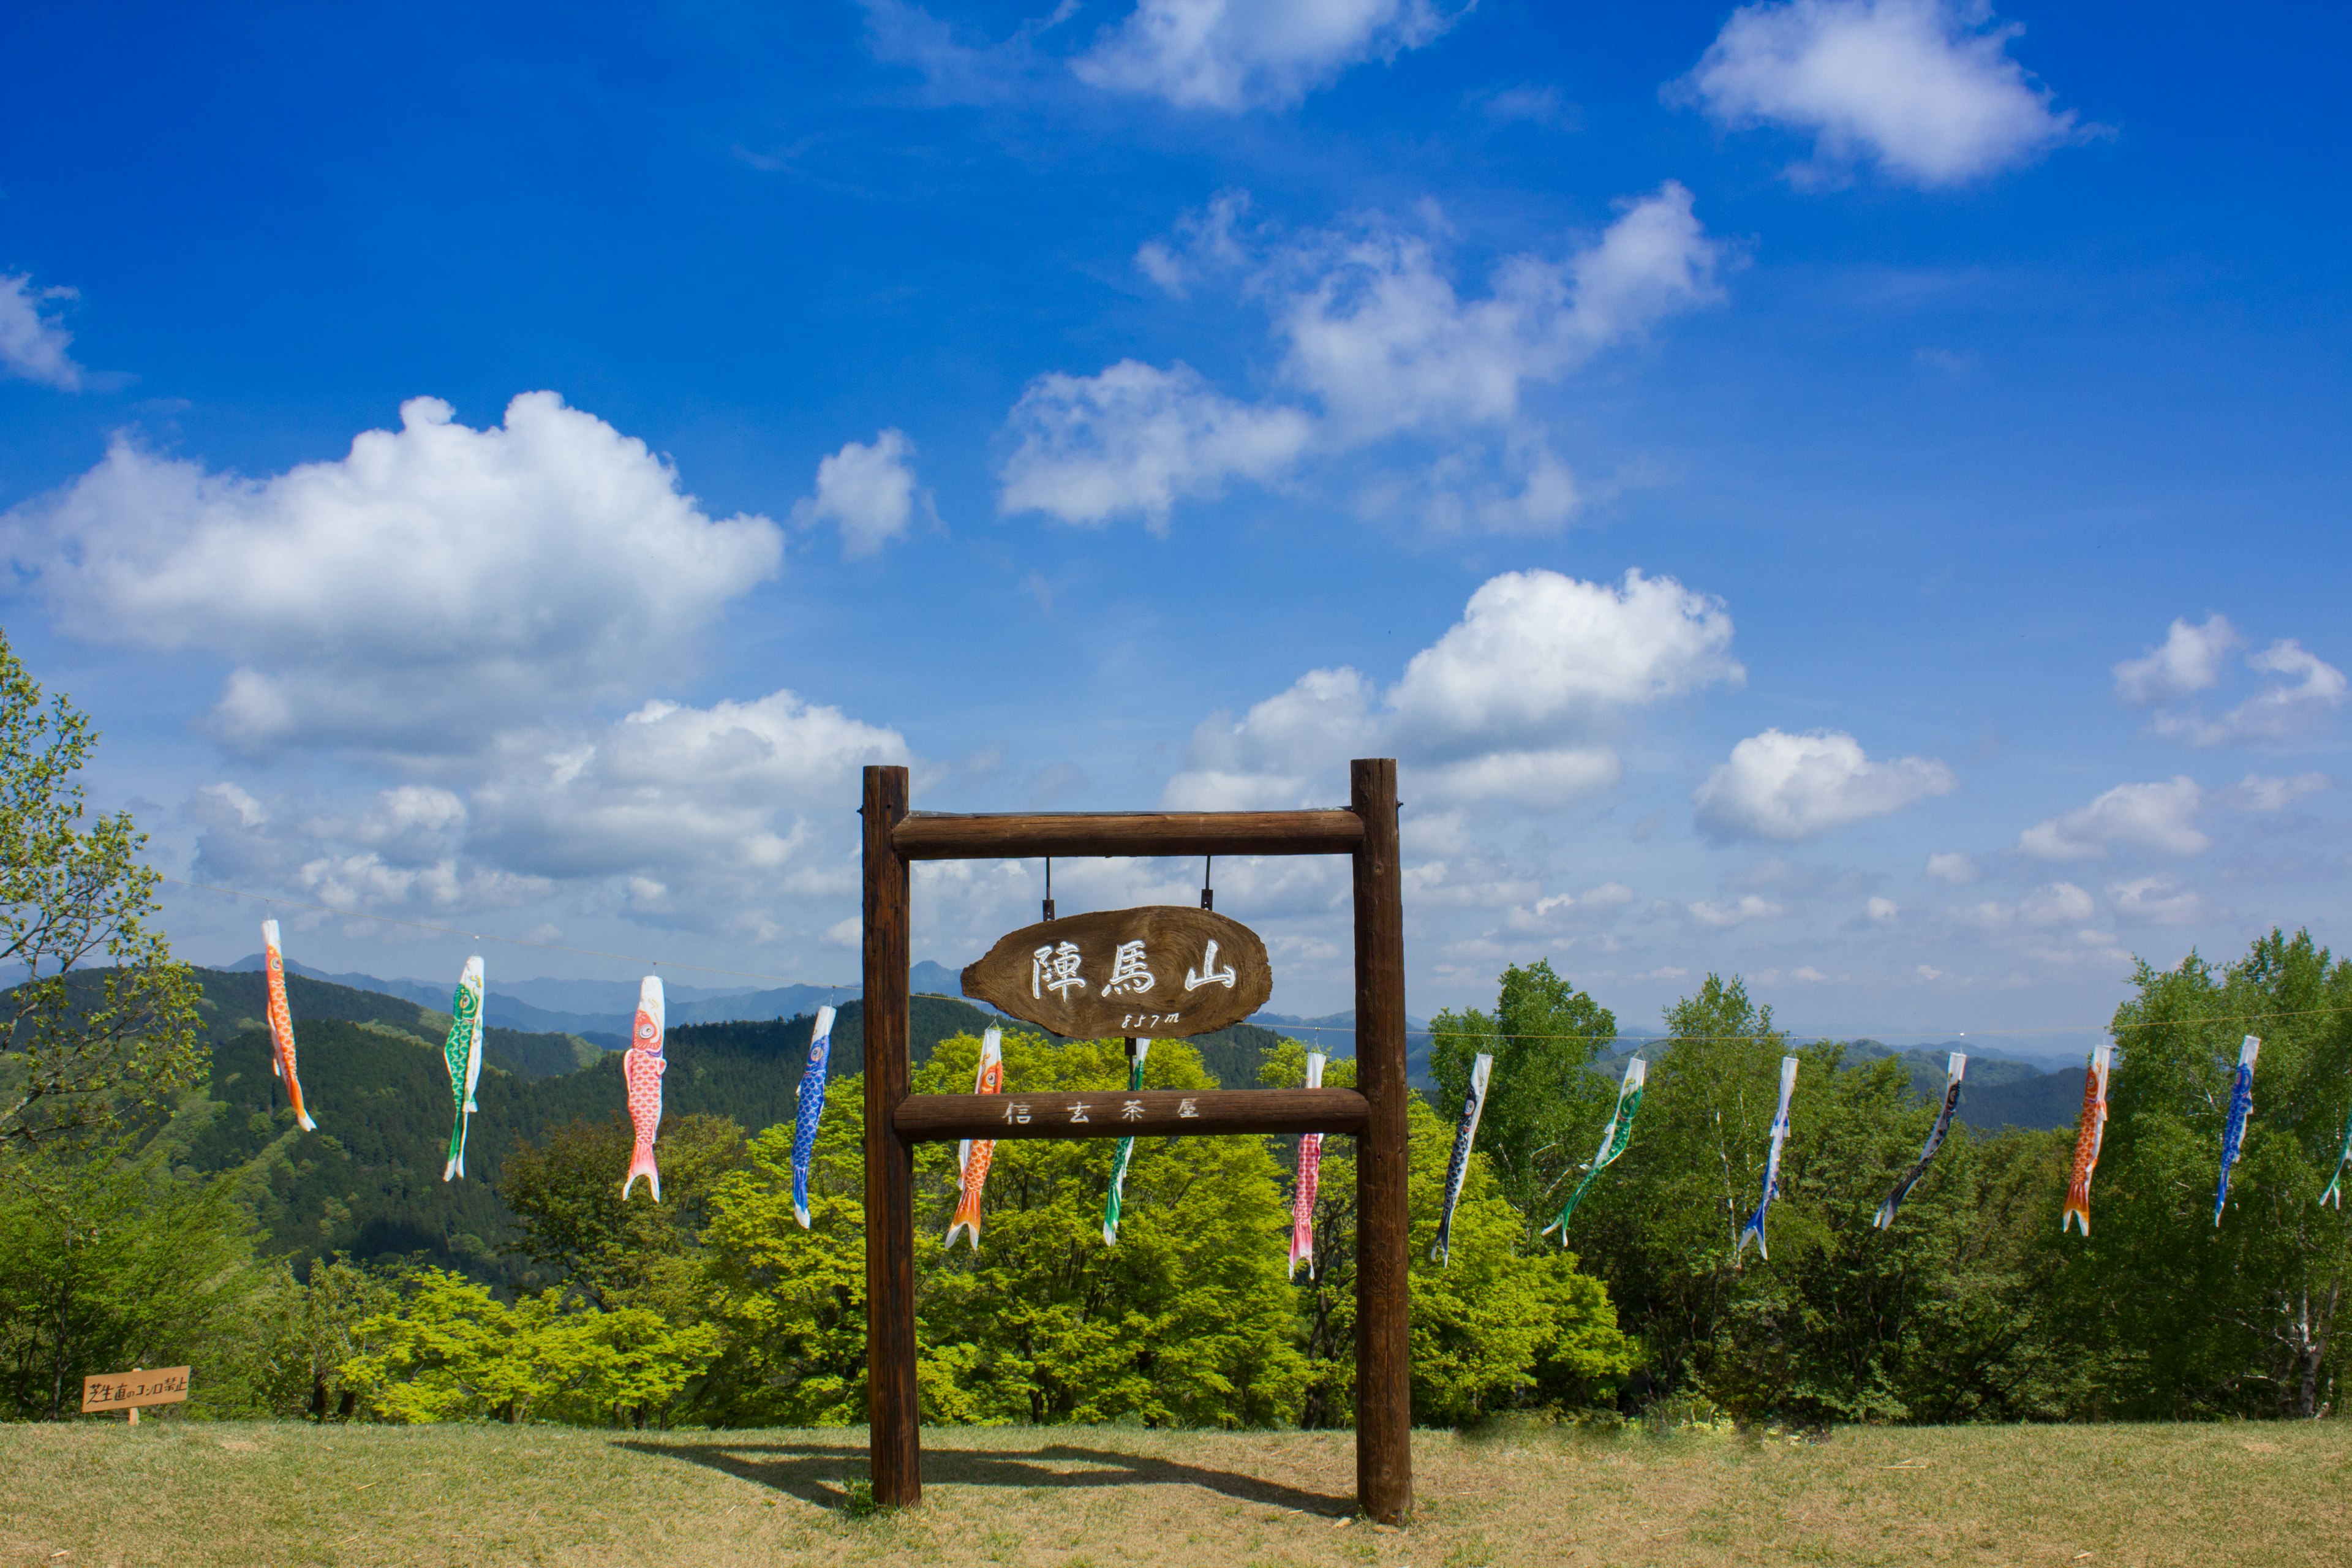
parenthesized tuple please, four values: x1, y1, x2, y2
(2, 1418, 2346, 1568)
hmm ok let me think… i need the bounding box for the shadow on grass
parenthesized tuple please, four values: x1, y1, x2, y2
(614, 1438, 1346, 1516)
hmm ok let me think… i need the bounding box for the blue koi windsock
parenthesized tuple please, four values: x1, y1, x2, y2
(790, 1005, 837, 1229)
(2214, 1035, 2260, 1226)
(1736, 1057, 1800, 1264)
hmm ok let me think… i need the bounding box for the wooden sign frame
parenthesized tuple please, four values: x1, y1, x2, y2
(862, 759, 1411, 1523)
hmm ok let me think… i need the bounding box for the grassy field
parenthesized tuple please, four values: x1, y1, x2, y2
(2, 1419, 2345, 1568)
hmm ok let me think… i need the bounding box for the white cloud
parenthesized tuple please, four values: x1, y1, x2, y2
(997, 361, 1313, 528)
(4, 394, 783, 755)
(1793, 964, 1829, 981)
(1679, 0, 2082, 187)
(1915, 964, 1944, 980)
(2018, 880, 2094, 926)
(1003, 186, 1722, 531)
(791, 429, 934, 557)
(2108, 876, 2200, 925)
(0, 274, 83, 390)
(1390, 570, 1741, 755)
(195, 687, 909, 930)
(1072, 0, 1458, 111)
(1866, 895, 1899, 922)
(1926, 850, 1977, 883)
(1694, 728, 1956, 842)
(2018, 777, 2209, 860)
(1690, 894, 1783, 927)
(2114, 613, 2239, 704)
(2217, 772, 2331, 812)
(1163, 667, 1379, 810)
(1275, 184, 1722, 444)
(2155, 639, 2348, 747)
(1166, 568, 1740, 809)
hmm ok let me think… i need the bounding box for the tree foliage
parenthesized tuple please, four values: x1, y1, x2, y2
(0, 630, 201, 1154)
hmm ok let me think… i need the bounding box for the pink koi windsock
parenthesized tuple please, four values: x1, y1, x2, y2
(621, 976, 666, 1201)
(944, 1028, 1003, 1250)
(1289, 1051, 1327, 1280)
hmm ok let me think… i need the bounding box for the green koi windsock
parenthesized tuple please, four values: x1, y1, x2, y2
(1102, 1038, 1150, 1245)
(1544, 1057, 1646, 1240)
(442, 956, 485, 1181)
(2324, 1076, 2352, 1211)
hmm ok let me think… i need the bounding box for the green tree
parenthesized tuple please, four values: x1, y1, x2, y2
(1261, 1040, 1634, 1426)
(499, 1111, 745, 1311)
(913, 1032, 1310, 1427)
(2083, 929, 2352, 1417)
(1428, 961, 1617, 1238)
(342, 1267, 720, 1427)
(0, 1145, 258, 1419)
(698, 1077, 872, 1427)
(0, 632, 201, 1153)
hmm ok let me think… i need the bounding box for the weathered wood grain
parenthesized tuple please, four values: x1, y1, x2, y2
(1351, 758, 1412, 1525)
(862, 766, 921, 1508)
(960, 905, 1272, 1039)
(894, 809, 1364, 861)
(894, 1087, 1370, 1142)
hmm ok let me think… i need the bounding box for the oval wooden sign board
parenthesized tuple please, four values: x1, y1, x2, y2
(962, 905, 1273, 1040)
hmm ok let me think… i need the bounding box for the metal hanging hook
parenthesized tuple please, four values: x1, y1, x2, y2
(1200, 854, 1214, 911)
(1043, 858, 1055, 923)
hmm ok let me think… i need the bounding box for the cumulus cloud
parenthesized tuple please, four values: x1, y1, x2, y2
(2154, 640, 2348, 747)
(195, 687, 909, 930)
(2018, 880, 2094, 926)
(1690, 894, 1782, 927)
(1391, 570, 1741, 756)
(0, 274, 84, 389)
(2217, 772, 2331, 812)
(1692, 728, 1956, 842)
(1072, 0, 1459, 111)
(2108, 875, 2200, 925)
(1679, 0, 2083, 187)
(1003, 186, 1723, 529)
(791, 428, 934, 557)
(1166, 568, 1740, 810)
(3, 394, 783, 754)
(1926, 851, 1977, 883)
(2018, 777, 2208, 860)
(1867, 895, 1899, 921)
(998, 361, 1313, 528)
(1172, 570, 1733, 807)
(2114, 613, 2239, 704)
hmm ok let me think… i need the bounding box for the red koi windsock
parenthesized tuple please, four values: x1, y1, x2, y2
(945, 1028, 1003, 1250)
(2062, 1042, 2113, 1237)
(260, 921, 317, 1131)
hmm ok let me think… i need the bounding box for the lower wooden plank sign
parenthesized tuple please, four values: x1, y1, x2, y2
(82, 1367, 190, 1412)
(962, 905, 1272, 1039)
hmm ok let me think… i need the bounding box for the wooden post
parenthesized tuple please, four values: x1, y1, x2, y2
(1351, 758, 1411, 1523)
(860, 761, 1411, 1521)
(862, 764, 921, 1507)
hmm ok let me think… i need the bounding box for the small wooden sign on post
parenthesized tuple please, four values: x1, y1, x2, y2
(962, 905, 1272, 1039)
(82, 1366, 190, 1424)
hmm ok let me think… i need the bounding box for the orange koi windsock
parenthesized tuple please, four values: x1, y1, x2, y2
(260, 921, 317, 1131)
(2062, 1042, 2113, 1237)
(622, 976, 666, 1201)
(944, 1028, 1004, 1250)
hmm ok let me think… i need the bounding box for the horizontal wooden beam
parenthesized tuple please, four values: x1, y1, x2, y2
(892, 809, 1365, 862)
(893, 1087, 1368, 1142)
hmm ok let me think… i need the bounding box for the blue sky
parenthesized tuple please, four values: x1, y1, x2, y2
(3, 1, 2346, 1047)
